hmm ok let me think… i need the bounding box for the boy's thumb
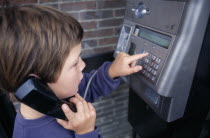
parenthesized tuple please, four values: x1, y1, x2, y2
(130, 66, 142, 74)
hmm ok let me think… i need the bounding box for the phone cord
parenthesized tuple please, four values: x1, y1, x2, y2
(83, 71, 98, 100)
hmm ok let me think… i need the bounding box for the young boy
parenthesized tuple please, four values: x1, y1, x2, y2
(0, 4, 148, 138)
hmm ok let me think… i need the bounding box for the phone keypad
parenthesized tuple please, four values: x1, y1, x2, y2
(137, 49, 162, 83)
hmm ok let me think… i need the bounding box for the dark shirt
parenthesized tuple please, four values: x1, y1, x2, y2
(13, 62, 121, 138)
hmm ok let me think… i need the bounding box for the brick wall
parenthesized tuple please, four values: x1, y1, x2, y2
(3, 0, 132, 137)
(0, 0, 126, 57)
(62, 0, 126, 58)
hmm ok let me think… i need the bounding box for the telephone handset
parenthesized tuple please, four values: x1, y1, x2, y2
(14, 76, 77, 120)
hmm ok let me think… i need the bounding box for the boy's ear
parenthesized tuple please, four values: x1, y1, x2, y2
(28, 74, 41, 79)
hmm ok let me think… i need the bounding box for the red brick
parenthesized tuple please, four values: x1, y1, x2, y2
(39, 4, 59, 9)
(61, 1, 96, 12)
(114, 9, 125, 17)
(80, 10, 113, 20)
(0, 0, 3, 5)
(80, 21, 97, 30)
(39, 0, 58, 3)
(96, 0, 126, 9)
(12, 0, 37, 4)
(82, 39, 98, 48)
(67, 12, 80, 20)
(99, 37, 118, 46)
(84, 28, 114, 39)
(114, 27, 122, 35)
(99, 18, 123, 27)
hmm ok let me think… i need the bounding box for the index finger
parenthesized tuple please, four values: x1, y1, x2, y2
(61, 104, 75, 120)
(70, 97, 84, 113)
(127, 53, 148, 63)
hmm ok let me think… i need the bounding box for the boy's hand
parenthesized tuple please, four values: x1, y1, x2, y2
(109, 52, 148, 78)
(56, 93, 96, 135)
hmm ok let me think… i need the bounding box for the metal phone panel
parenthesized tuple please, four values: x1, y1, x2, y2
(133, 0, 185, 35)
(114, 0, 210, 122)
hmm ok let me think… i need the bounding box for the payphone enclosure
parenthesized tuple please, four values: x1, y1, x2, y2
(114, 0, 210, 122)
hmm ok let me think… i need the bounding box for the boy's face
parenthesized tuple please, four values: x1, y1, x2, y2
(47, 44, 86, 99)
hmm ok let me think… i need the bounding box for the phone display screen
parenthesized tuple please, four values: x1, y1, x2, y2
(135, 26, 172, 49)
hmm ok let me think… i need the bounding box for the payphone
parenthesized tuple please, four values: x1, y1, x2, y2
(114, 0, 210, 124)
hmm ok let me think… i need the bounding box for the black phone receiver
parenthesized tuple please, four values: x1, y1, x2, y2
(14, 76, 77, 120)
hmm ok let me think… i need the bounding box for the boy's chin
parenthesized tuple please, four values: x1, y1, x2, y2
(72, 88, 78, 96)
(61, 90, 78, 100)
(60, 95, 75, 101)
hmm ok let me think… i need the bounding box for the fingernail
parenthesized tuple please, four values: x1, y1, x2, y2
(62, 104, 68, 110)
(137, 66, 142, 72)
(57, 119, 61, 123)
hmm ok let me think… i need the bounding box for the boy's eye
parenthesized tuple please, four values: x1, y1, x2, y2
(73, 61, 78, 66)
(69, 62, 78, 69)
(72, 56, 81, 67)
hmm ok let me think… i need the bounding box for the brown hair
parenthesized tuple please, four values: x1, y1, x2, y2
(0, 4, 83, 93)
